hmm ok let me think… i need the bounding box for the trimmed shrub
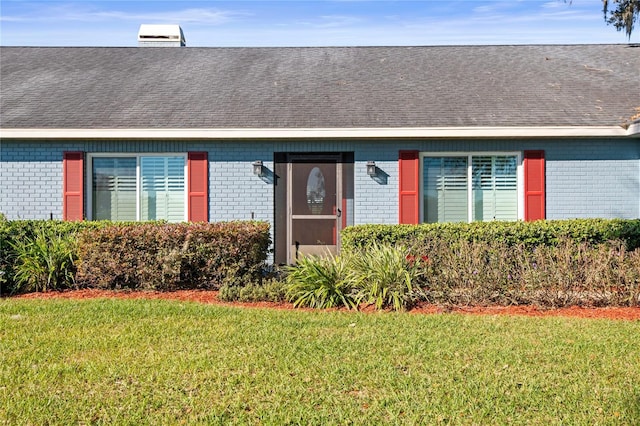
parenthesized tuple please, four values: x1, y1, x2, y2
(341, 219, 640, 308)
(415, 238, 640, 308)
(76, 222, 270, 290)
(1, 220, 271, 294)
(342, 219, 640, 252)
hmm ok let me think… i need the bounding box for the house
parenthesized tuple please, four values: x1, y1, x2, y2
(1, 34, 639, 263)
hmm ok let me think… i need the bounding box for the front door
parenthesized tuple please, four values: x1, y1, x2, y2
(287, 155, 342, 263)
(274, 152, 353, 264)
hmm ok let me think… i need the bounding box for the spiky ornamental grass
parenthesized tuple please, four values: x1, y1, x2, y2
(351, 242, 425, 311)
(284, 244, 425, 311)
(9, 226, 77, 293)
(285, 254, 358, 309)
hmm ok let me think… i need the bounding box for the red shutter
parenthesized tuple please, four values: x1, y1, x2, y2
(399, 150, 420, 224)
(63, 152, 84, 221)
(524, 150, 545, 221)
(188, 152, 208, 222)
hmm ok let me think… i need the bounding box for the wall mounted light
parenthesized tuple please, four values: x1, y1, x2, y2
(252, 160, 265, 177)
(366, 161, 377, 176)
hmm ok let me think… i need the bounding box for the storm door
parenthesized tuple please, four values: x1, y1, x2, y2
(287, 155, 343, 263)
(274, 152, 353, 264)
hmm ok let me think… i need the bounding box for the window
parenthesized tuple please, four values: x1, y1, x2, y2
(89, 154, 187, 222)
(422, 153, 521, 223)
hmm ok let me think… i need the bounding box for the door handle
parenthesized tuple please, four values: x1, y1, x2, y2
(336, 208, 342, 218)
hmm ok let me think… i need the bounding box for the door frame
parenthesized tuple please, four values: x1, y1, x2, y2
(274, 152, 354, 264)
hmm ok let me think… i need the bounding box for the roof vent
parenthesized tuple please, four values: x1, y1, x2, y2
(138, 24, 185, 47)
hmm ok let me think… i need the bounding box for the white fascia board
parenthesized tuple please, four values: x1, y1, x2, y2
(0, 126, 631, 140)
(627, 121, 640, 137)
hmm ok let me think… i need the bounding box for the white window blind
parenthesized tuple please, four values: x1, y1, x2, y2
(92, 158, 137, 221)
(140, 156, 185, 222)
(423, 155, 518, 223)
(424, 157, 468, 223)
(472, 156, 517, 221)
(91, 155, 185, 222)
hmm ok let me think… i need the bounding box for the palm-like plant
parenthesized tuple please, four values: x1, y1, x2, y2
(352, 243, 425, 311)
(285, 254, 358, 309)
(10, 226, 77, 292)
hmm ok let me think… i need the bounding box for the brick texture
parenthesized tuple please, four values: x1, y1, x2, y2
(1, 139, 638, 227)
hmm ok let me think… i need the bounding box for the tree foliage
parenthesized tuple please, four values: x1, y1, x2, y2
(603, 0, 640, 39)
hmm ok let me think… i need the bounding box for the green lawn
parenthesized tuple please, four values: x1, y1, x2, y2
(1, 298, 639, 425)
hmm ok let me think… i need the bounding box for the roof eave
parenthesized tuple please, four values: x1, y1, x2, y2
(0, 126, 633, 140)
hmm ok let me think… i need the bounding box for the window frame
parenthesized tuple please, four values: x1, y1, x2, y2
(419, 151, 524, 223)
(86, 153, 189, 222)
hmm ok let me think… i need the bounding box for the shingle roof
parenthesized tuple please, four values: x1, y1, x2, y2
(1, 45, 638, 129)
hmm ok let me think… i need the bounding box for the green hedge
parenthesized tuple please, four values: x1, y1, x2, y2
(0, 220, 271, 294)
(413, 238, 640, 307)
(76, 221, 270, 290)
(340, 219, 640, 308)
(341, 219, 640, 252)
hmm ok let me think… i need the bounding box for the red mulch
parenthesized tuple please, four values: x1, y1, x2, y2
(10, 289, 640, 320)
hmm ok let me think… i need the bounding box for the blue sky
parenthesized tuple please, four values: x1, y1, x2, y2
(1, 1, 637, 46)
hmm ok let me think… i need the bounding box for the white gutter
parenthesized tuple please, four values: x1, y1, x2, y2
(0, 126, 632, 139)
